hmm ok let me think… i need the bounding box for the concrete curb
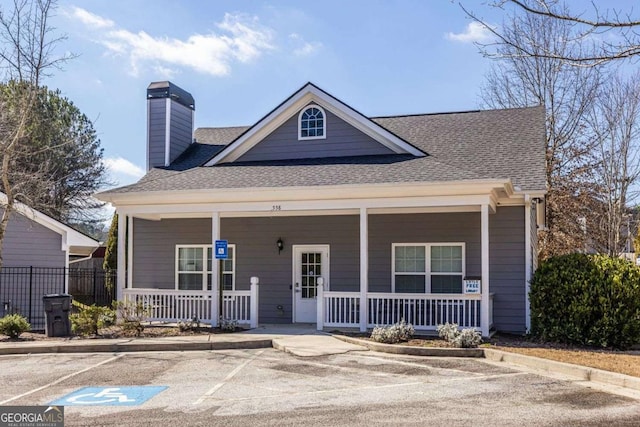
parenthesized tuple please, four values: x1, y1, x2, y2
(333, 335, 484, 357)
(0, 339, 273, 355)
(483, 348, 640, 392)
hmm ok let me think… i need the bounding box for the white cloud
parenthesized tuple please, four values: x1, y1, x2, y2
(446, 21, 493, 43)
(69, 6, 114, 29)
(289, 33, 322, 56)
(104, 157, 145, 179)
(72, 9, 274, 77)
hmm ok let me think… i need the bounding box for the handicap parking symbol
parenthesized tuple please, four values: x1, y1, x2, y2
(50, 386, 167, 406)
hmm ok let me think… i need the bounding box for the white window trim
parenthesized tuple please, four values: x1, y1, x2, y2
(391, 243, 466, 293)
(219, 244, 236, 291)
(175, 244, 236, 291)
(298, 104, 327, 141)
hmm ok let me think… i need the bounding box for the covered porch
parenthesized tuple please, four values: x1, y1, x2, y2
(114, 183, 522, 337)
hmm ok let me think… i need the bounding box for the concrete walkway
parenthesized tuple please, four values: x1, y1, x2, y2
(0, 324, 366, 357)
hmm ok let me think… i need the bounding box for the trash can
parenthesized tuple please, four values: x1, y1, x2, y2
(43, 294, 72, 337)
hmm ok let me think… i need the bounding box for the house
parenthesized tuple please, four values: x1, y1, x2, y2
(0, 192, 100, 326)
(96, 81, 546, 336)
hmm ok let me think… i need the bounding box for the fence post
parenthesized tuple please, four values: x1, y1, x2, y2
(92, 268, 98, 305)
(28, 266, 33, 324)
(250, 277, 259, 329)
(316, 281, 324, 331)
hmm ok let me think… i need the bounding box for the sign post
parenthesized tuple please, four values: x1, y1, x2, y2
(214, 240, 228, 323)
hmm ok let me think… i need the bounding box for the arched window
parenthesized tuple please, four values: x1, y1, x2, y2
(298, 105, 326, 140)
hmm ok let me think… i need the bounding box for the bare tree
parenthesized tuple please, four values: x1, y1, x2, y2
(0, 0, 74, 267)
(461, 0, 640, 66)
(479, 6, 603, 257)
(587, 73, 640, 256)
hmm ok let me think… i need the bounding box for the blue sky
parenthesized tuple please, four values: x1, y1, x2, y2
(46, 0, 506, 188)
(43, 0, 636, 190)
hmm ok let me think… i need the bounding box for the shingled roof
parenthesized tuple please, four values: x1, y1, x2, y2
(102, 105, 546, 195)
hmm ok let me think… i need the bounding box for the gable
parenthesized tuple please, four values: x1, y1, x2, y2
(204, 83, 425, 165)
(1, 208, 65, 267)
(236, 104, 395, 162)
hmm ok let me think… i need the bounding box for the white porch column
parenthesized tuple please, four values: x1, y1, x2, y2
(250, 276, 259, 329)
(481, 204, 490, 337)
(359, 207, 368, 332)
(211, 212, 220, 327)
(524, 196, 532, 333)
(116, 213, 126, 302)
(316, 282, 324, 331)
(127, 216, 134, 292)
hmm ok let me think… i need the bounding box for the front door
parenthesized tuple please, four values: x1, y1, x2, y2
(293, 245, 329, 323)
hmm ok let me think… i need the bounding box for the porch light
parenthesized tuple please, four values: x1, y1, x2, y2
(277, 237, 284, 254)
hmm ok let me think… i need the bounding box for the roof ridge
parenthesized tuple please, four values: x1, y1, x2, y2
(372, 104, 543, 120)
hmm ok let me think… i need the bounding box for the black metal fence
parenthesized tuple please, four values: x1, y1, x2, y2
(0, 267, 116, 330)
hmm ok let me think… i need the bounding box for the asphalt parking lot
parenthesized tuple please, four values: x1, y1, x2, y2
(1, 349, 639, 426)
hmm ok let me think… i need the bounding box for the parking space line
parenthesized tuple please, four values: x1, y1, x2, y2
(194, 349, 265, 405)
(349, 353, 488, 376)
(204, 380, 426, 403)
(0, 354, 125, 405)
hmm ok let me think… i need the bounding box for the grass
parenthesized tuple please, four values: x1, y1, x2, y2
(403, 333, 640, 378)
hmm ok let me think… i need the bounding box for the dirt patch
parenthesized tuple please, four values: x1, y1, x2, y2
(0, 324, 230, 342)
(342, 332, 640, 378)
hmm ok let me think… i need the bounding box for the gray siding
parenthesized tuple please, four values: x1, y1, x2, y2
(133, 209, 526, 332)
(168, 101, 193, 164)
(490, 206, 526, 334)
(133, 218, 212, 290)
(147, 98, 167, 169)
(2, 210, 65, 268)
(368, 213, 482, 292)
(133, 216, 359, 324)
(147, 99, 194, 169)
(236, 105, 394, 162)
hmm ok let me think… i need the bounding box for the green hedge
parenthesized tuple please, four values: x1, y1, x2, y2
(530, 253, 640, 349)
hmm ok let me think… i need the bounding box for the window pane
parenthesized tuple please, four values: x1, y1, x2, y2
(395, 275, 425, 293)
(178, 247, 203, 272)
(431, 275, 462, 293)
(222, 273, 233, 291)
(178, 273, 203, 290)
(395, 246, 425, 273)
(431, 245, 462, 273)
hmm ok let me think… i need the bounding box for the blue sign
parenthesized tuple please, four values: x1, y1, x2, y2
(215, 239, 228, 259)
(50, 386, 167, 406)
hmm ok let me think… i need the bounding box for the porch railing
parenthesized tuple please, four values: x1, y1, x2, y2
(122, 287, 256, 327)
(317, 286, 483, 331)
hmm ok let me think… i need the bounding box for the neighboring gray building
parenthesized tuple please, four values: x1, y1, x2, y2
(97, 82, 546, 336)
(0, 194, 100, 326)
(0, 193, 99, 268)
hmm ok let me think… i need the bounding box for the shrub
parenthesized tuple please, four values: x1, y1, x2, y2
(454, 328, 483, 348)
(219, 318, 238, 333)
(436, 322, 459, 343)
(530, 253, 640, 349)
(437, 323, 482, 348)
(70, 305, 115, 336)
(113, 301, 148, 336)
(0, 314, 30, 338)
(178, 317, 200, 332)
(370, 319, 415, 344)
